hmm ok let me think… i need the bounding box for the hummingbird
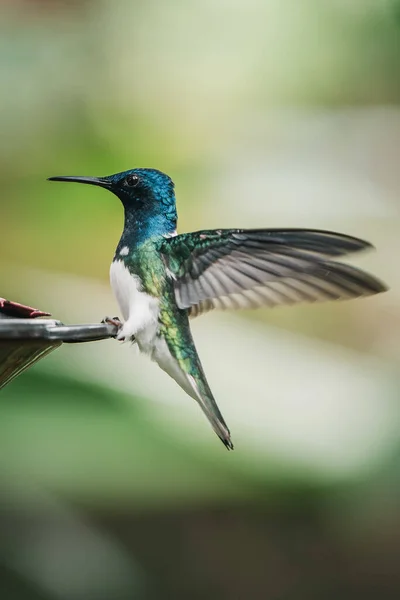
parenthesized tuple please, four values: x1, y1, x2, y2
(48, 168, 386, 450)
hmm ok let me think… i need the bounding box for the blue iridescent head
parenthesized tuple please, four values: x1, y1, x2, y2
(48, 168, 177, 243)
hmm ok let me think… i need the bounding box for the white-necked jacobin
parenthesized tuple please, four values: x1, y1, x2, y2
(48, 168, 387, 450)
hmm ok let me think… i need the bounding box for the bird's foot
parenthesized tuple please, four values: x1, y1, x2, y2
(101, 316, 127, 341)
(102, 315, 123, 329)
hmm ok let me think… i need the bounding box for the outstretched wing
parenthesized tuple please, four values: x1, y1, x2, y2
(161, 228, 386, 317)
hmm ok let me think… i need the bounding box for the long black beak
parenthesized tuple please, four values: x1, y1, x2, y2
(47, 176, 111, 188)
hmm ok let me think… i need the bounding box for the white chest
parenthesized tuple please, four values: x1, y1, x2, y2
(109, 260, 160, 351)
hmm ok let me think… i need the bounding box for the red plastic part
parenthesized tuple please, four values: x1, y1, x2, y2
(0, 298, 51, 319)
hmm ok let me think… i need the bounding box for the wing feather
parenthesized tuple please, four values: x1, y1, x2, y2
(160, 228, 386, 318)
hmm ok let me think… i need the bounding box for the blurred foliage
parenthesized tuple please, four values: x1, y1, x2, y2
(0, 0, 400, 598)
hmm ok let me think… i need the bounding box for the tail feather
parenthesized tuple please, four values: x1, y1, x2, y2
(153, 331, 234, 450)
(186, 373, 234, 450)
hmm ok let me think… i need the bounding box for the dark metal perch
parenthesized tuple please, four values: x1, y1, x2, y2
(0, 298, 118, 390)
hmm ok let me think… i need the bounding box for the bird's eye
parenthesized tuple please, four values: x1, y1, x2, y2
(125, 174, 140, 187)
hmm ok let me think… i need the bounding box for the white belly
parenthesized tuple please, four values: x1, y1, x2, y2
(110, 260, 160, 353)
(110, 260, 194, 399)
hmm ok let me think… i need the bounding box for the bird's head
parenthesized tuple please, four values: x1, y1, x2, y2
(48, 168, 177, 239)
(48, 168, 175, 209)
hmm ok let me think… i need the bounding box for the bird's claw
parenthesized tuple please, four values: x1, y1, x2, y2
(102, 315, 123, 328)
(102, 316, 125, 341)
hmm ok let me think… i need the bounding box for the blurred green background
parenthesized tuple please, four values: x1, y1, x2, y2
(1, 0, 400, 598)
